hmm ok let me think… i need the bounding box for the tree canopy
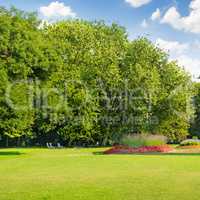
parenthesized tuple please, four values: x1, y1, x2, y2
(0, 7, 194, 146)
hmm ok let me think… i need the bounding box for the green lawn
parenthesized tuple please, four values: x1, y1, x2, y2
(1, 148, 200, 200)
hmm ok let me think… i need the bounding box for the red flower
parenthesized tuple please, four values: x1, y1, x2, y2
(104, 145, 173, 154)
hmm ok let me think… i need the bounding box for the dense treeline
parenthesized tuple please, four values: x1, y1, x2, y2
(190, 83, 200, 137)
(0, 7, 195, 147)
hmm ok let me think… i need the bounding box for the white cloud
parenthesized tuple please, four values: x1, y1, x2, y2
(151, 8, 161, 21)
(161, 7, 182, 30)
(161, 0, 200, 34)
(156, 38, 200, 80)
(156, 38, 189, 55)
(39, 1, 76, 18)
(141, 19, 148, 28)
(194, 40, 200, 50)
(176, 55, 200, 79)
(125, 0, 152, 8)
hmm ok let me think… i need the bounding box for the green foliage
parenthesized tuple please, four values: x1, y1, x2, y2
(180, 139, 200, 146)
(190, 82, 200, 137)
(0, 7, 194, 146)
(121, 134, 167, 147)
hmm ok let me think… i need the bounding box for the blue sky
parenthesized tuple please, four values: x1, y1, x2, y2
(1, 0, 200, 80)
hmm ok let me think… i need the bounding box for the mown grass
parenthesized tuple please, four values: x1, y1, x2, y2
(0, 148, 200, 200)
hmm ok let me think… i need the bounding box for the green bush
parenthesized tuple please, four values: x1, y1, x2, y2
(121, 134, 167, 148)
(180, 139, 200, 146)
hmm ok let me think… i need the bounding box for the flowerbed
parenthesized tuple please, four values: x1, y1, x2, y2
(104, 145, 173, 154)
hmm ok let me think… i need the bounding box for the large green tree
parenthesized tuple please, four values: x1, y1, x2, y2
(189, 82, 200, 137)
(0, 7, 194, 146)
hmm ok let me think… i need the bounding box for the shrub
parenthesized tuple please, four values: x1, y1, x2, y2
(120, 134, 167, 148)
(180, 139, 200, 146)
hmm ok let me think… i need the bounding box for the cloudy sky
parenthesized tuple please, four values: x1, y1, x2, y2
(1, 0, 200, 80)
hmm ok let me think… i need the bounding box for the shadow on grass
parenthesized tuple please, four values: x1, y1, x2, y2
(93, 152, 200, 156)
(0, 151, 24, 156)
